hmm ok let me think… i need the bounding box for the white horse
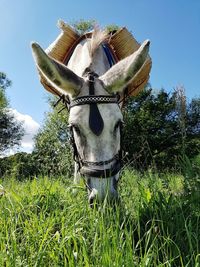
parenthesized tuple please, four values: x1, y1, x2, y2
(31, 29, 150, 203)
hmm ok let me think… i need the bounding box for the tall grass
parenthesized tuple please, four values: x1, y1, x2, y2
(0, 170, 199, 266)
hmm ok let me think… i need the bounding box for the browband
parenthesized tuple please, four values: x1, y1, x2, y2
(69, 95, 119, 109)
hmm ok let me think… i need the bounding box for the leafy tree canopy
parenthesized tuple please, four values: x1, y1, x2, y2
(0, 72, 24, 155)
(33, 97, 73, 177)
(123, 86, 200, 170)
(72, 19, 120, 35)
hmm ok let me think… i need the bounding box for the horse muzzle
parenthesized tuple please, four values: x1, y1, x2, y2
(87, 175, 119, 204)
(79, 161, 121, 204)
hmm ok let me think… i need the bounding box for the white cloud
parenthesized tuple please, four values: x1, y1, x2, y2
(7, 109, 40, 155)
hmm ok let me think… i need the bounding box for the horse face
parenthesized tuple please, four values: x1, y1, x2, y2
(68, 79, 123, 202)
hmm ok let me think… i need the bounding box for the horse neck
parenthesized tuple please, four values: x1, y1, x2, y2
(67, 39, 111, 78)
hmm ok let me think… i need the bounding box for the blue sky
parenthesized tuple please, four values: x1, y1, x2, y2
(0, 0, 200, 152)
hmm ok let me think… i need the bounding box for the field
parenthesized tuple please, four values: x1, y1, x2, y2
(0, 170, 199, 267)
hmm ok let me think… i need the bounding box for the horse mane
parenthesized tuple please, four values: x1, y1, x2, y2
(88, 27, 108, 57)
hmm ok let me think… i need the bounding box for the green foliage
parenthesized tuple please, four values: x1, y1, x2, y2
(72, 19, 96, 34)
(185, 97, 200, 157)
(0, 171, 199, 266)
(0, 73, 10, 108)
(105, 24, 120, 33)
(123, 87, 200, 170)
(0, 152, 36, 179)
(72, 19, 120, 35)
(0, 72, 24, 155)
(33, 96, 73, 177)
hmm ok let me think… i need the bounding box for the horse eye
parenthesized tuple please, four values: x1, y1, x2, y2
(114, 120, 121, 132)
(72, 125, 81, 135)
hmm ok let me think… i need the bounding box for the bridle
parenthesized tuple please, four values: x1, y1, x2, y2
(54, 72, 123, 180)
(70, 72, 123, 180)
(69, 124, 122, 179)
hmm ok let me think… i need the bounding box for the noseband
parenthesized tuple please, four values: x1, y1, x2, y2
(68, 123, 122, 178)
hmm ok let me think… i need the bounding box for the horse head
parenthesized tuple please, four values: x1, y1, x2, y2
(31, 28, 150, 204)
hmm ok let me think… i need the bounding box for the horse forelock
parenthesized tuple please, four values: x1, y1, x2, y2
(88, 27, 108, 58)
(67, 28, 109, 78)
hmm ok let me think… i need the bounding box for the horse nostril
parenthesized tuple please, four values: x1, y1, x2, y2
(89, 196, 94, 206)
(88, 188, 98, 206)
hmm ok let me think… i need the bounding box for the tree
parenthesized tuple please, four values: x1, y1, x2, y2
(72, 19, 120, 35)
(33, 97, 73, 177)
(123, 87, 200, 170)
(185, 96, 200, 157)
(72, 19, 96, 35)
(0, 152, 35, 179)
(0, 72, 24, 155)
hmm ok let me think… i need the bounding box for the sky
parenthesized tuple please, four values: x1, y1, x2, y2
(0, 0, 200, 153)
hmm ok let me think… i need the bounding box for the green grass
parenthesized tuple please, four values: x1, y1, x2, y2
(0, 170, 200, 266)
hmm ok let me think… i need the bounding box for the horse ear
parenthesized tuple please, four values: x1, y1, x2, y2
(100, 40, 150, 94)
(31, 42, 83, 97)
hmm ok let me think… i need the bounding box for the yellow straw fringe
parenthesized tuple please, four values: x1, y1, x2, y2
(39, 21, 152, 98)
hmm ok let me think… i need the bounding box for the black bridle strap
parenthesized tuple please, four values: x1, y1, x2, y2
(82, 153, 119, 166)
(69, 125, 121, 178)
(80, 161, 121, 178)
(53, 94, 70, 113)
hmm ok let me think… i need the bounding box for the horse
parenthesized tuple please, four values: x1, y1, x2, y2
(31, 27, 150, 204)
